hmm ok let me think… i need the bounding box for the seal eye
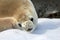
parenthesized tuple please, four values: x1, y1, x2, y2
(18, 23, 22, 27)
(30, 18, 33, 22)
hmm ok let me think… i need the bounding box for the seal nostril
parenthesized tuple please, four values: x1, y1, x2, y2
(27, 28, 32, 31)
(18, 23, 22, 27)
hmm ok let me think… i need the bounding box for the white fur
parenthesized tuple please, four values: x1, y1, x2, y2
(27, 0, 38, 32)
(17, 0, 38, 32)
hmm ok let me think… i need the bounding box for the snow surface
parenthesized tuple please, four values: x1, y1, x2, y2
(0, 18, 60, 40)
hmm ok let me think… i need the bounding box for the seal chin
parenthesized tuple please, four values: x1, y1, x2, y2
(22, 20, 35, 32)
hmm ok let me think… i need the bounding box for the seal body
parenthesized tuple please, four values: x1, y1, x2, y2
(0, 0, 38, 32)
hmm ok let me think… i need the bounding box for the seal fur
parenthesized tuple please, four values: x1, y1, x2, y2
(0, 0, 38, 32)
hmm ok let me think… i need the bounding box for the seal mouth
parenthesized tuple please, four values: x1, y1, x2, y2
(27, 28, 33, 31)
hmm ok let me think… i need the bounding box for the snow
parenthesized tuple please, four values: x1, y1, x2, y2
(0, 18, 60, 40)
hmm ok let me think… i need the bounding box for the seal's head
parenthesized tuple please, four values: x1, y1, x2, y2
(12, 0, 38, 32)
(18, 20, 35, 32)
(15, 11, 38, 32)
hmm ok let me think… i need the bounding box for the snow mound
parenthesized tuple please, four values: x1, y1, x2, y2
(0, 18, 60, 40)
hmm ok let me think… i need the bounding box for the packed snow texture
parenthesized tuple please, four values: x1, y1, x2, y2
(0, 18, 60, 40)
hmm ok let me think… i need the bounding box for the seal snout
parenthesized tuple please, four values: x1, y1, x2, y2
(22, 20, 35, 32)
